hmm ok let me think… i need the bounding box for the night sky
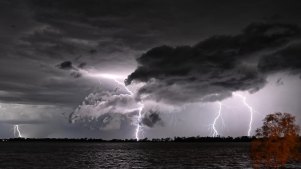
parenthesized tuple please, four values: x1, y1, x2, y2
(0, 0, 301, 139)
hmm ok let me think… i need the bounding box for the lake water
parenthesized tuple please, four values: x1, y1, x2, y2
(0, 142, 300, 168)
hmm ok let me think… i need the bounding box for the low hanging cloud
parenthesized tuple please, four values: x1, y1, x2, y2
(73, 113, 131, 131)
(141, 110, 163, 128)
(126, 23, 301, 104)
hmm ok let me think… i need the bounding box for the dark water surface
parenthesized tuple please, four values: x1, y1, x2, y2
(0, 142, 299, 169)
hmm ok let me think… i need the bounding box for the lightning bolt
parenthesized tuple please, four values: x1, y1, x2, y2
(13, 125, 22, 138)
(113, 78, 144, 141)
(135, 103, 144, 141)
(211, 102, 222, 137)
(234, 93, 254, 136)
(93, 73, 144, 141)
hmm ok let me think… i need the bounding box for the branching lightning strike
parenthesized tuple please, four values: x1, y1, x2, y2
(234, 93, 254, 136)
(86, 72, 255, 139)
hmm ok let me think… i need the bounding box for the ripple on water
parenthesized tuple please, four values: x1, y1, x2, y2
(0, 142, 300, 168)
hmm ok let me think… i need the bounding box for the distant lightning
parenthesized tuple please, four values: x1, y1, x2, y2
(211, 102, 222, 137)
(234, 93, 254, 136)
(203, 94, 223, 137)
(91, 73, 144, 141)
(13, 125, 22, 138)
(135, 103, 144, 141)
(85, 72, 256, 139)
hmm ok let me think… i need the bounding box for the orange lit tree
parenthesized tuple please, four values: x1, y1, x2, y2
(251, 112, 300, 168)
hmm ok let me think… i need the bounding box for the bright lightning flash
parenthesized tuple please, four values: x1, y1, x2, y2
(14, 125, 22, 138)
(93, 73, 144, 141)
(234, 93, 254, 136)
(135, 103, 144, 141)
(212, 102, 222, 137)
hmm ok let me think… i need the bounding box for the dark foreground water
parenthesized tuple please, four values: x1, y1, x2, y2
(0, 142, 300, 169)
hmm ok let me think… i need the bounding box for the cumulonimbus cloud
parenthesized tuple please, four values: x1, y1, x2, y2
(61, 23, 301, 130)
(69, 88, 141, 130)
(125, 23, 301, 104)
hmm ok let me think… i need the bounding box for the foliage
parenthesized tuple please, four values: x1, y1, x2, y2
(251, 112, 300, 168)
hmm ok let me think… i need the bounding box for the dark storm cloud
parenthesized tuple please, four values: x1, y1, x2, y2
(57, 61, 74, 70)
(28, 0, 301, 47)
(0, 0, 97, 106)
(78, 62, 87, 69)
(57, 61, 83, 78)
(258, 42, 301, 74)
(0, 119, 45, 125)
(126, 23, 301, 104)
(141, 110, 163, 128)
(1, 0, 301, 138)
(2, 0, 301, 107)
(21, 0, 301, 66)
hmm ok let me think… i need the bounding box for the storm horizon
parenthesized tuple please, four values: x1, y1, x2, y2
(0, 0, 301, 140)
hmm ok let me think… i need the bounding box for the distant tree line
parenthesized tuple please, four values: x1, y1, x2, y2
(2, 136, 300, 143)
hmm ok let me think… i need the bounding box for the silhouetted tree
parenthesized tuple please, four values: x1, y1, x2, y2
(251, 112, 300, 168)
